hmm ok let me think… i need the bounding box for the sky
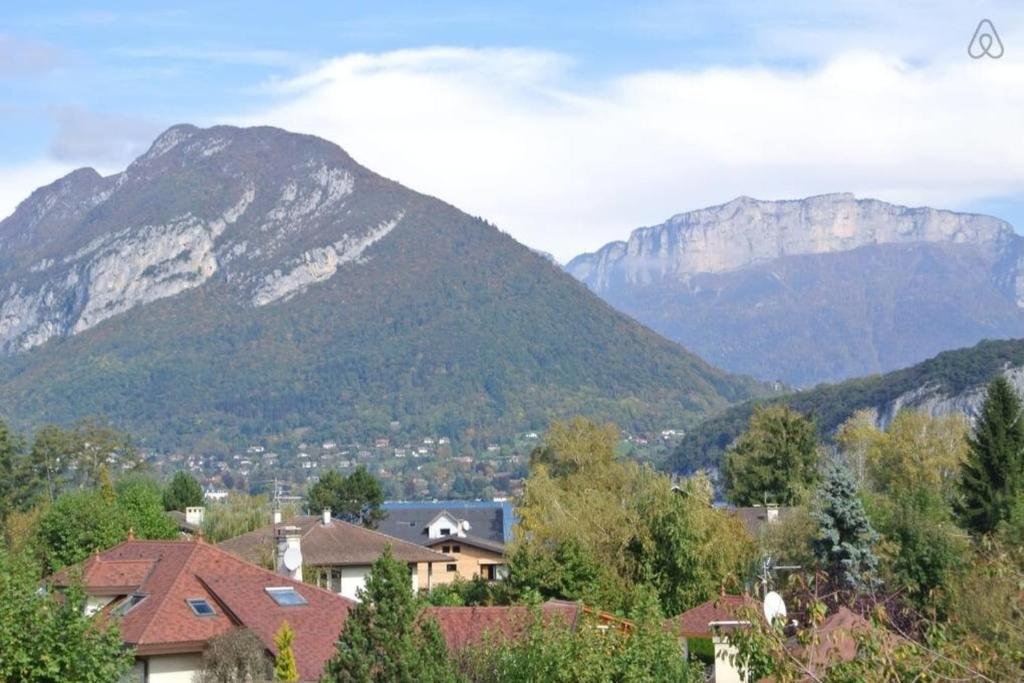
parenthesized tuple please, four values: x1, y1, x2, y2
(2, 1, 1024, 261)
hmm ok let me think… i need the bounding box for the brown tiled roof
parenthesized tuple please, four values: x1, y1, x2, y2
(51, 540, 354, 681)
(218, 516, 452, 567)
(53, 556, 157, 596)
(425, 600, 581, 652)
(425, 534, 505, 555)
(665, 594, 759, 639)
(759, 607, 888, 683)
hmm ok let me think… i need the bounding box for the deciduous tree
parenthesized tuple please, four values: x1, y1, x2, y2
(0, 545, 133, 683)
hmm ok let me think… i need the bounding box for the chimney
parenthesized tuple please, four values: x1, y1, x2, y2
(272, 508, 282, 525)
(185, 506, 205, 527)
(275, 525, 303, 580)
(766, 503, 779, 523)
(322, 507, 331, 526)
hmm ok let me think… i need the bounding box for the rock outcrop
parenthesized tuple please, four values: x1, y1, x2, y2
(567, 194, 1024, 385)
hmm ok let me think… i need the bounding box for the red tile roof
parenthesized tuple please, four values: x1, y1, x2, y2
(217, 516, 452, 567)
(665, 594, 759, 639)
(425, 600, 581, 652)
(51, 540, 354, 681)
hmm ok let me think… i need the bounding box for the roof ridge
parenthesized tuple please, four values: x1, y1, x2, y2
(324, 517, 452, 559)
(195, 540, 359, 605)
(135, 542, 201, 645)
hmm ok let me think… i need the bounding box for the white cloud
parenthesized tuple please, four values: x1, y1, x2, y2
(229, 45, 1024, 261)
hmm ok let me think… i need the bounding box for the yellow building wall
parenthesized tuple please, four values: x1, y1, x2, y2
(434, 542, 505, 582)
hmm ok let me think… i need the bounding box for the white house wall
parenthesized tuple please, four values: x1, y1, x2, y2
(340, 566, 371, 601)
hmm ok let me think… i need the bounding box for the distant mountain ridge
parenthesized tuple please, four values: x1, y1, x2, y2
(671, 338, 1024, 475)
(567, 194, 1024, 385)
(0, 124, 769, 450)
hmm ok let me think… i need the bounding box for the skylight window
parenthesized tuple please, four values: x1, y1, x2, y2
(186, 598, 216, 616)
(266, 586, 308, 606)
(116, 593, 147, 615)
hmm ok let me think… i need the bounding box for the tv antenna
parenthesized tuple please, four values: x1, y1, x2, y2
(758, 555, 801, 595)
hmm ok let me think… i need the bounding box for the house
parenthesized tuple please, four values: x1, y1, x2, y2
(51, 538, 355, 683)
(666, 594, 760, 683)
(378, 500, 514, 545)
(377, 501, 513, 582)
(217, 509, 454, 600)
(729, 505, 796, 538)
(424, 533, 507, 581)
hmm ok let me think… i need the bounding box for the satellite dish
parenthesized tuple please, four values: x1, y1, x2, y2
(282, 546, 302, 572)
(763, 591, 787, 624)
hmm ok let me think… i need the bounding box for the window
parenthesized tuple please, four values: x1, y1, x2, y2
(452, 545, 461, 553)
(442, 545, 451, 553)
(446, 564, 457, 572)
(440, 527, 451, 536)
(265, 586, 308, 606)
(116, 593, 147, 615)
(186, 598, 216, 616)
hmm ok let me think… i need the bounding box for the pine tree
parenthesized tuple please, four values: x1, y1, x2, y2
(273, 620, 300, 682)
(958, 376, 1024, 535)
(321, 548, 459, 683)
(724, 405, 821, 505)
(162, 470, 205, 511)
(813, 459, 879, 591)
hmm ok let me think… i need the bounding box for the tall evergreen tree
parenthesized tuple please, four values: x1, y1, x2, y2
(724, 405, 821, 505)
(812, 459, 879, 591)
(321, 548, 459, 683)
(958, 376, 1024, 535)
(162, 470, 205, 511)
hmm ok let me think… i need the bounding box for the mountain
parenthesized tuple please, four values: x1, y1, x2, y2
(0, 124, 768, 450)
(566, 194, 1024, 386)
(671, 338, 1024, 474)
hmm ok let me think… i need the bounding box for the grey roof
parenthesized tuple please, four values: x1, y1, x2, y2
(378, 502, 510, 545)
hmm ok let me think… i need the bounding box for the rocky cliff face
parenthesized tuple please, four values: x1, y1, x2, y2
(0, 125, 409, 353)
(566, 194, 1024, 386)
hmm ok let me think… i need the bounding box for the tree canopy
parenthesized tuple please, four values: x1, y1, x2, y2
(163, 470, 205, 512)
(723, 405, 821, 505)
(0, 545, 134, 682)
(513, 417, 756, 616)
(306, 466, 384, 527)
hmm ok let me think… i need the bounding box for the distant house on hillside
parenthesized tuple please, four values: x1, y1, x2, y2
(50, 538, 354, 682)
(378, 500, 513, 581)
(217, 509, 453, 600)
